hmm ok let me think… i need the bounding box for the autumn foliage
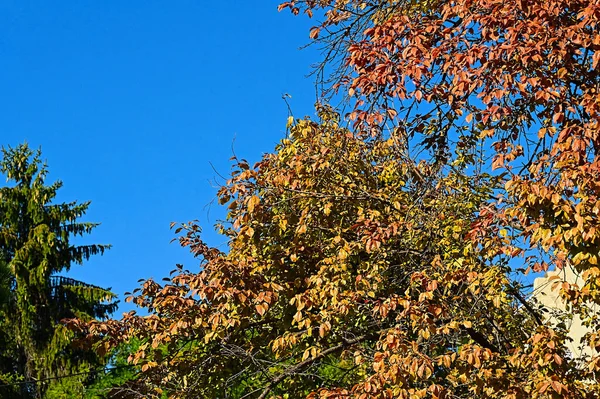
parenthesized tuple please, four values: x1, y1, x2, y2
(75, 0, 600, 398)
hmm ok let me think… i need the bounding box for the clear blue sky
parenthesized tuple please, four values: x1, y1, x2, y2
(0, 1, 318, 314)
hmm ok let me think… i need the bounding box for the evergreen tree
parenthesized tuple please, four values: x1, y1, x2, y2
(0, 143, 118, 398)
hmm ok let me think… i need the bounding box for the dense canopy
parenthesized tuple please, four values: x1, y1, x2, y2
(0, 144, 117, 398)
(16, 0, 600, 397)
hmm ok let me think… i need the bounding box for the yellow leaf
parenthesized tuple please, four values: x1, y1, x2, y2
(248, 195, 260, 213)
(297, 223, 307, 235)
(422, 328, 431, 340)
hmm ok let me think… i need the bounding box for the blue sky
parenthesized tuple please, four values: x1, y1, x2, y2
(0, 1, 319, 314)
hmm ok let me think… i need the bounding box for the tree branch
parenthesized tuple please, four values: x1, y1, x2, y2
(257, 333, 372, 399)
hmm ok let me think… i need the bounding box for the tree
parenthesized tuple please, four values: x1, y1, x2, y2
(81, 339, 142, 399)
(280, 0, 600, 293)
(78, 0, 600, 397)
(77, 108, 561, 398)
(281, 0, 600, 393)
(0, 144, 118, 398)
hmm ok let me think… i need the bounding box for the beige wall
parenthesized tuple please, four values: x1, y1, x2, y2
(533, 266, 595, 359)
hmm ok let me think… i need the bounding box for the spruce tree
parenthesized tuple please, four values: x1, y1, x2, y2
(0, 144, 117, 398)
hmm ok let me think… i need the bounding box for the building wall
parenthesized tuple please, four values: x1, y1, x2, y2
(533, 266, 595, 359)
